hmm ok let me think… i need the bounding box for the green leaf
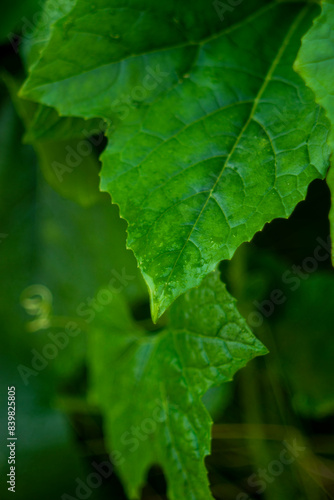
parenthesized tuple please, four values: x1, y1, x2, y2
(20, 1, 331, 320)
(4, 74, 102, 207)
(0, 85, 146, 382)
(21, 0, 76, 70)
(19, 0, 104, 145)
(295, 0, 334, 262)
(0, 0, 41, 45)
(89, 271, 267, 500)
(327, 166, 334, 263)
(3, 0, 104, 207)
(23, 105, 104, 144)
(295, 0, 334, 148)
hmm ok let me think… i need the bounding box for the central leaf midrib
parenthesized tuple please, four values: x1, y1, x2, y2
(161, 4, 311, 297)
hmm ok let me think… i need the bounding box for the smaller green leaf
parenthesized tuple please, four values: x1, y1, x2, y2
(21, 0, 77, 70)
(19, 0, 105, 145)
(295, 0, 334, 261)
(4, 74, 102, 207)
(89, 272, 267, 500)
(23, 105, 105, 144)
(295, 0, 334, 145)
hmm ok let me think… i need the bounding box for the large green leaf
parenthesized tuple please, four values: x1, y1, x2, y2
(21, 0, 76, 69)
(295, 0, 334, 262)
(2, 0, 105, 206)
(20, 0, 104, 144)
(89, 271, 267, 500)
(1, 0, 41, 44)
(21, 0, 331, 320)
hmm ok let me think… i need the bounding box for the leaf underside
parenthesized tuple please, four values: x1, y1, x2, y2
(89, 272, 267, 500)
